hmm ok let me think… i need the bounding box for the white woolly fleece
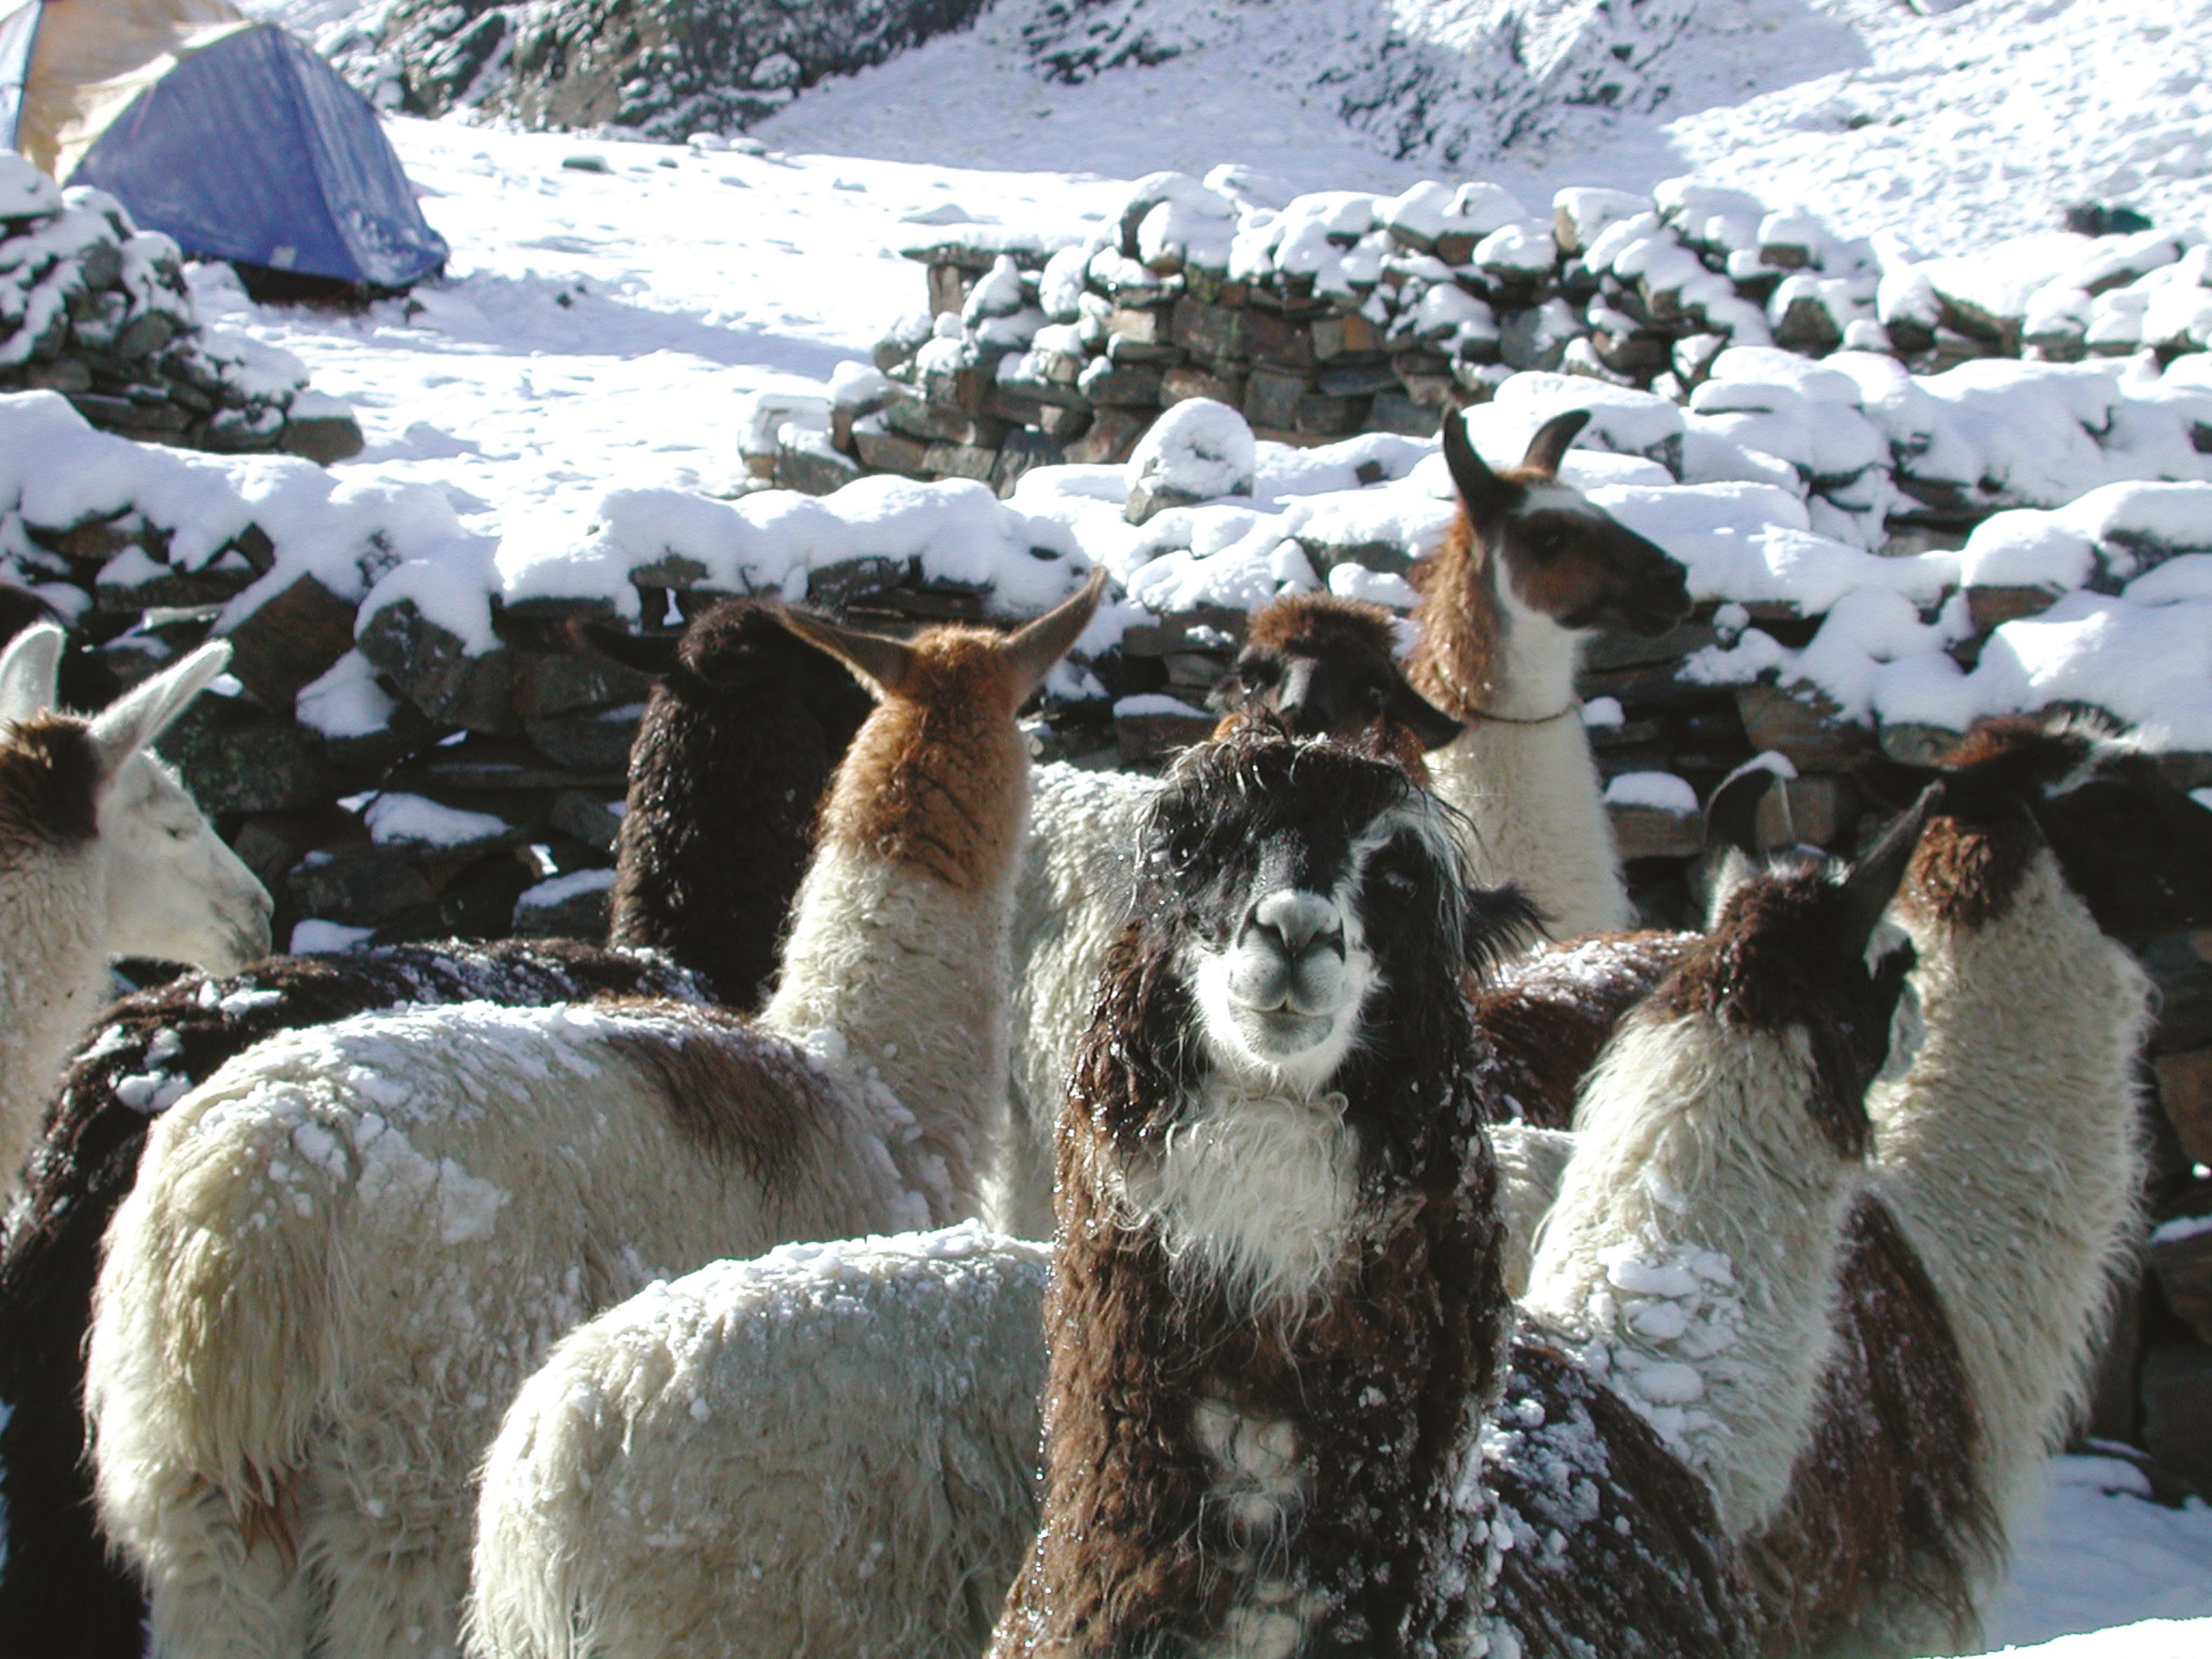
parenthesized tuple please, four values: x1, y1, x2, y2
(89, 832, 1023, 1659)
(467, 1224, 1050, 1659)
(1425, 591, 1631, 943)
(1869, 847, 2153, 1578)
(992, 761, 1154, 1239)
(1522, 1012, 1862, 1540)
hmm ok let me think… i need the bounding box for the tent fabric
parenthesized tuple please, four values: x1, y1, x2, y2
(9, 0, 243, 177)
(4, 1, 446, 289)
(0, 1, 40, 158)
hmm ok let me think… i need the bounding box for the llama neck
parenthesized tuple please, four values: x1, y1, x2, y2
(1868, 844, 2150, 1534)
(1413, 546, 1626, 940)
(994, 1068, 1506, 1658)
(1520, 1013, 1862, 1538)
(758, 714, 1028, 1228)
(0, 851, 109, 1198)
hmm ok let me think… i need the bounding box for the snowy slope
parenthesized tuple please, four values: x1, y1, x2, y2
(758, 0, 2212, 254)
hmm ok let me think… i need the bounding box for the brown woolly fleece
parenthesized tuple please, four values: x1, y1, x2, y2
(1742, 1198, 1995, 1658)
(603, 598, 873, 1009)
(1405, 509, 1512, 719)
(995, 926, 1504, 1659)
(0, 715, 100, 869)
(818, 628, 1038, 895)
(994, 730, 1511, 1658)
(1469, 930, 1697, 1129)
(1487, 1339, 1758, 1658)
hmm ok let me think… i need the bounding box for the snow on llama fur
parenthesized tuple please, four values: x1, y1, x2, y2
(1519, 792, 1931, 1539)
(0, 594, 864, 1659)
(1743, 714, 2212, 1657)
(468, 1221, 1051, 1659)
(0, 623, 270, 1200)
(0, 943, 701, 1659)
(82, 575, 1102, 1659)
(992, 591, 1463, 1238)
(987, 726, 1906, 1658)
(1408, 408, 1692, 942)
(461, 749, 1779, 1659)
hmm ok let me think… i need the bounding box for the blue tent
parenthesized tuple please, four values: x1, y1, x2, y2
(1, 0, 445, 290)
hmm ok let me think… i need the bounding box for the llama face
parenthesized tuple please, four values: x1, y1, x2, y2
(98, 751, 272, 971)
(1155, 786, 1466, 1094)
(1443, 409, 1692, 638)
(1914, 714, 2212, 940)
(1211, 596, 1461, 753)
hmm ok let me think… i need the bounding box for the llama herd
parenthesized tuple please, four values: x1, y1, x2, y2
(0, 410, 2204, 1659)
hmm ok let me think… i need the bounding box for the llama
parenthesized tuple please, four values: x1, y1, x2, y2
(1743, 713, 2212, 1657)
(992, 591, 1464, 1238)
(588, 598, 874, 1006)
(0, 624, 271, 1198)
(469, 1221, 1053, 1659)
(0, 594, 868, 1659)
(1409, 409, 1691, 940)
(0, 943, 702, 1659)
(84, 575, 1101, 1659)
(1517, 793, 1934, 1540)
(459, 754, 1786, 1659)
(994, 727, 1925, 1659)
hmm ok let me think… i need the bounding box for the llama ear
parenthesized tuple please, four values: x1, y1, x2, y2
(1520, 410, 1592, 479)
(581, 620, 682, 678)
(87, 638, 230, 781)
(1706, 847, 1759, 928)
(0, 622, 65, 730)
(1704, 752, 1795, 859)
(1836, 782, 1943, 961)
(1003, 569, 1107, 703)
(1441, 408, 1521, 528)
(1385, 678, 1465, 751)
(772, 605, 914, 700)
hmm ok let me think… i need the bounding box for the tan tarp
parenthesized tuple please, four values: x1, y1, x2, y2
(16, 0, 247, 180)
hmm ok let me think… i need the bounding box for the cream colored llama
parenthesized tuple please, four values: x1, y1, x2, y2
(1410, 409, 1691, 940)
(84, 576, 1100, 1659)
(0, 623, 269, 1197)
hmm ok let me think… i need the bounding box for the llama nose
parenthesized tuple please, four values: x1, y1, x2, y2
(1244, 891, 1345, 963)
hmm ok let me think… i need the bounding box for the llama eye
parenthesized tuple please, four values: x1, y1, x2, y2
(1381, 869, 1420, 900)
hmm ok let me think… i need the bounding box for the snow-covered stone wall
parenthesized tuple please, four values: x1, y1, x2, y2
(1, 155, 361, 462)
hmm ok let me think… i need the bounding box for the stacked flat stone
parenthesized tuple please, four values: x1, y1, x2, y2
(783, 169, 2212, 504)
(0, 153, 362, 461)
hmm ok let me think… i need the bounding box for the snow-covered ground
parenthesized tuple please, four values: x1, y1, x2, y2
(16, 0, 2212, 1649)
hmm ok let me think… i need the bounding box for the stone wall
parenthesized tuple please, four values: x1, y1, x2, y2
(1, 155, 362, 461)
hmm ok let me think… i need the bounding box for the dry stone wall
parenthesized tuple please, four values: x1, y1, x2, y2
(0, 156, 363, 463)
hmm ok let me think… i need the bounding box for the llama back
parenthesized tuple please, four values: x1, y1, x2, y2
(469, 1226, 1049, 1659)
(0, 940, 701, 1659)
(1484, 1339, 1756, 1658)
(88, 1001, 871, 1600)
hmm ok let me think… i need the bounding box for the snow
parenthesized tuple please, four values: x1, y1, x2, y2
(289, 919, 374, 953)
(514, 867, 619, 910)
(2150, 1213, 2212, 1246)
(0, 0, 2201, 1639)
(361, 792, 508, 849)
(1125, 398, 1256, 505)
(1986, 1458, 2212, 1650)
(1989, 1621, 2212, 1658)
(1602, 772, 1701, 815)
